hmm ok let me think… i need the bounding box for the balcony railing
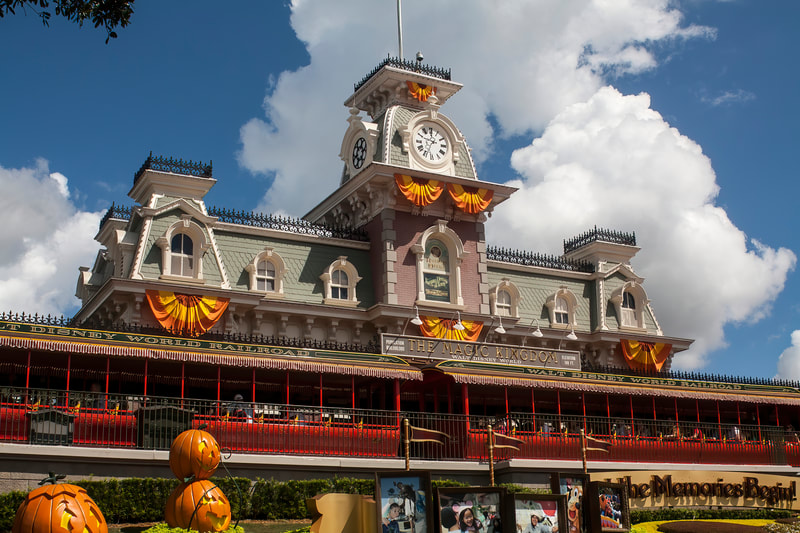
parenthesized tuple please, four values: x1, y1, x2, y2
(1, 388, 797, 468)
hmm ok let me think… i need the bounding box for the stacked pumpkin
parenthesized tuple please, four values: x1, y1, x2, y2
(165, 427, 232, 532)
(12, 473, 108, 533)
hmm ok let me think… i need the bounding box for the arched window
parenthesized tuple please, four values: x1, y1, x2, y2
(490, 279, 520, 318)
(170, 233, 194, 277)
(545, 287, 578, 329)
(621, 290, 637, 327)
(411, 220, 465, 307)
(496, 290, 512, 316)
(156, 217, 209, 281)
(320, 257, 361, 307)
(246, 247, 286, 297)
(331, 269, 349, 300)
(610, 282, 647, 331)
(554, 296, 570, 324)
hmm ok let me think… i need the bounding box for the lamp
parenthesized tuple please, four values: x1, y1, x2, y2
(453, 311, 465, 331)
(411, 306, 423, 326)
(530, 319, 544, 338)
(559, 327, 578, 349)
(493, 316, 506, 335)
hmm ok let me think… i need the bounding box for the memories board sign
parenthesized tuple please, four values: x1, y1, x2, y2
(381, 334, 581, 371)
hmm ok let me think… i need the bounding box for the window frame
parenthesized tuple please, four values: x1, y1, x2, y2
(545, 287, 578, 329)
(156, 217, 209, 282)
(320, 256, 362, 307)
(246, 247, 286, 298)
(490, 278, 521, 318)
(411, 220, 465, 309)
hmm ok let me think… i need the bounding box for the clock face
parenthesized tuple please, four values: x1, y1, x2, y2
(414, 125, 448, 163)
(352, 137, 367, 169)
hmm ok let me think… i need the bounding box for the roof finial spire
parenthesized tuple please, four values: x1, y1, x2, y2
(396, 0, 404, 60)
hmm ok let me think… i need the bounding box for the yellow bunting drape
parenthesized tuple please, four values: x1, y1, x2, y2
(620, 339, 672, 372)
(145, 290, 229, 337)
(406, 81, 436, 102)
(447, 183, 494, 214)
(395, 174, 443, 207)
(419, 315, 483, 342)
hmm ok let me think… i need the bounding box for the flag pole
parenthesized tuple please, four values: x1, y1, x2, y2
(404, 418, 410, 471)
(488, 424, 495, 487)
(580, 429, 588, 476)
(396, 0, 404, 61)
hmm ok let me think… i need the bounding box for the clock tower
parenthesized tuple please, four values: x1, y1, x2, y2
(305, 57, 516, 320)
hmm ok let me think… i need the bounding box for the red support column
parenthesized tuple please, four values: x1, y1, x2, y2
(393, 378, 401, 428)
(557, 390, 562, 435)
(252, 368, 256, 404)
(104, 357, 110, 410)
(629, 395, 635, 437)
(285, 372, 290, 405)
(756, 405, 762, 442)
(717, 401, 722, 441)
(531, 388, 536, 431)
(181, 363, 185, 399)
(352, 376, 356, 410)
(462, 383, 470, 432)
(447, 380, 453, 414)
(143, 359, 147, 406)
(25, 350, 31, 388)
(582, 393, 587, 434)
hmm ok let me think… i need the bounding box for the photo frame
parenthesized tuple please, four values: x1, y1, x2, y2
(586, 481, 631, 533)
(435, 486, 505, 533)
(550, 473, 589, 533)
(507, 493, 567, 533)
(376, 471, 433, 533)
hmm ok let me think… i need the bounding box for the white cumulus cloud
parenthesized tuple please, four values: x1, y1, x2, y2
(491, 87, 795, 368)
(0, 162, 103, 316)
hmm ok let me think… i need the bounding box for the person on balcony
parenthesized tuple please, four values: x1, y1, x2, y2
(227, 394, 253, 422)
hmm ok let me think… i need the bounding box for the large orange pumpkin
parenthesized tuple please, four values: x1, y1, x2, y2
(169, 427, 221, 480)
(12, 479, 107, 533)
(164, 479, 231, 533)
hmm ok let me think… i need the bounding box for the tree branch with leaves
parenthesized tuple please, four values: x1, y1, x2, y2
(1, 0, 134, 43)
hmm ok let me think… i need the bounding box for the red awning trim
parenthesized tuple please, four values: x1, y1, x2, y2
(441, 371, 800, 406)
(0, 336, 422, 381)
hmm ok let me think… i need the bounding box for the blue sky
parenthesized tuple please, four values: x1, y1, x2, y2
(1, 1, 798, 379)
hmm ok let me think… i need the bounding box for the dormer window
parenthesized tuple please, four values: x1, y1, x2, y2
(610, 282, 647, 331)
(546, 287, 578, 329)
(156, 217, 209, 282)
(621, 291, 636, 327)
(246, 248, 286, 297)
(321, 257, 361, 307)
(490, 279, 520, 318)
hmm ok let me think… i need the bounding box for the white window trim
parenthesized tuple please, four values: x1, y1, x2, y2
(411, 219, 465, 308)
(610, 282, 648, 332)
(155, 216, 209, 282)
(320, 256, 362, 307)
(545, 287, 578, 329)
(490, 278, 521, 318)
(245, 247, 286, 298)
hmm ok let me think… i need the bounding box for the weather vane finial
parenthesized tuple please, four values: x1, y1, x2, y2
(396, 0, 404, 60)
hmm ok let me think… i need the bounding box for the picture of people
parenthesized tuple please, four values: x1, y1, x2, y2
(551, 474, 587, 533)
(510, 495, 566, 533)
(597, 488, 624, 530)
(376, 472, 432, 533)
(436, 487, 504, 533)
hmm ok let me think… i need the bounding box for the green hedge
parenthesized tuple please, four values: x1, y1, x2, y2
(630, 507, 794, 524)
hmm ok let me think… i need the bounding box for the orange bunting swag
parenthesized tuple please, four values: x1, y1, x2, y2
(620, 339, 672, 372)
(406, 81, 436, 102)
(447, 184, 493, 214)
(418, 315, 483, 342)
(145, 290, 230, 337)
(395, 174, 443, 207)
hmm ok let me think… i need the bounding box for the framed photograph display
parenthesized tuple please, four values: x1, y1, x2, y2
(508, 493, 567, 533)
(435, 486, 505, 533)
(376, 471, 433, 533)
(585, 482, 630, 533)
(550, 473, 589, 533)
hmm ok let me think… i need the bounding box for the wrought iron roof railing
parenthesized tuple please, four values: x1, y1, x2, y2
(208, 207, 369, 242)
(354, 56, 452, 92)
(96, 204, 368, 242)
(98, 202, 133, 230)
(486, 246, 595, 273)
(134, 152, 212, 184)
(563, 226, 636, 254)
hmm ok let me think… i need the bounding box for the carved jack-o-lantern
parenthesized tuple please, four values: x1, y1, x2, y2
(165, 480, 231, 533)
(12, 475, 108, 533)
(169, 428, 221, 480)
